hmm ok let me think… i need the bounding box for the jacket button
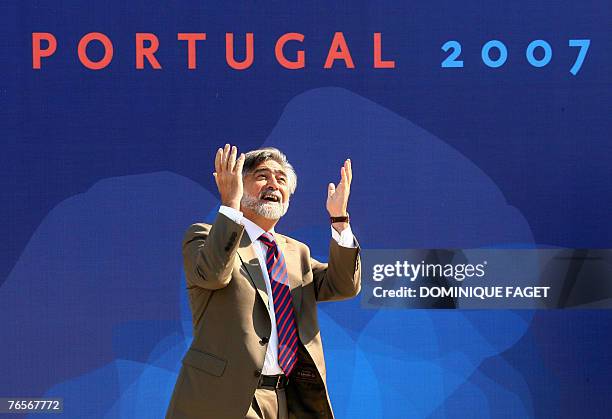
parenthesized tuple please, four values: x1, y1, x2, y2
(259, 337, 269, 345)
(254, 369, 262, 377)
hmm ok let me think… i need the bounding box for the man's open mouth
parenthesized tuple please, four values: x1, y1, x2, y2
(261, 193, 280, 203)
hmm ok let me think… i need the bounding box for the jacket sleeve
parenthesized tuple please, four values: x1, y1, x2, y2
(182, 213, 245, 290)
(311, 239, 361, 302)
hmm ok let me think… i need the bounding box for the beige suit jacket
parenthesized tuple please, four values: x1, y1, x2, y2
(166, 213, 361, 419)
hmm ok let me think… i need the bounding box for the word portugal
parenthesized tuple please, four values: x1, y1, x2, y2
(32, 32, 396, 70)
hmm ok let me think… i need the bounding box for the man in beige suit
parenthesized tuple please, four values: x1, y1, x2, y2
(166, 145, 361, 419)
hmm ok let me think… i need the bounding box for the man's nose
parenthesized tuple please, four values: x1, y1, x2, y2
(266, 178, 280, 190)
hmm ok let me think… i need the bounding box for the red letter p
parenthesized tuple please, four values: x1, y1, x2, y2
(32, 32, 57, 69)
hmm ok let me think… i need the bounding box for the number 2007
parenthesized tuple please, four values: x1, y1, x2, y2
(441, 39, 590, 75)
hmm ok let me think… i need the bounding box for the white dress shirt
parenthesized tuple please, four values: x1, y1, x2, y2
(218, 205, 356, 374)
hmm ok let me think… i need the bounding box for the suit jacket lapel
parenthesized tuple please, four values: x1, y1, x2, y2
(236, 233, 269, 309)
(276, 235, 303, 318)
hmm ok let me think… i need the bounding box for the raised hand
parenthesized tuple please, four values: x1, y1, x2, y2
(326, 159, 352, 218)
(213, 144, 245, 210)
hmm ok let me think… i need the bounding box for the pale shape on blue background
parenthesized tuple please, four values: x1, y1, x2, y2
(4, 87, 552, 418)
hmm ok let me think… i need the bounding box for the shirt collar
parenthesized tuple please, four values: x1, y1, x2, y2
(241, 215, 275, 244)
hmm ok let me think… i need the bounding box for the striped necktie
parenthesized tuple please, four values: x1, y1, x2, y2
(259, 232, 298, 376)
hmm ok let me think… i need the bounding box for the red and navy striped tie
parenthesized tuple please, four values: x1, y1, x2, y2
(259, 232, 298, 376)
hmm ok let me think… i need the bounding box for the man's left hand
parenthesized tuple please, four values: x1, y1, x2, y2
(327, 159, 352, 232)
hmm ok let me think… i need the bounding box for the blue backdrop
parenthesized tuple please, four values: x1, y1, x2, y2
(1, 1, 611, 418)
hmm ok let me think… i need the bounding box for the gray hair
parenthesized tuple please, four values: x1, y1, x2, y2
(242, 147, 297, 194)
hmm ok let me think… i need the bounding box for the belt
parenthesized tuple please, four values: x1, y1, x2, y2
(258, 374, 289, 389)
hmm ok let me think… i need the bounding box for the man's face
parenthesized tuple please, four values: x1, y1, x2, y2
(241, 159, 291, 220)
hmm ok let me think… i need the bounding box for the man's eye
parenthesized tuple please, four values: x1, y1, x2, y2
(278, 178, 286, 184)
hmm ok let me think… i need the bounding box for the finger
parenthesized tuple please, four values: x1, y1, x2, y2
(343, 160, 349, 184)
(340, 166, 347, 185)
(227, 145, 237, 171)
(215, 148, 223, 174)
(221, 143, 230, 171)
(327, 182, 335, 198)
(346, 159, 352, 184)
(213, 172, 220, 188)
(234, 153, 245, 174)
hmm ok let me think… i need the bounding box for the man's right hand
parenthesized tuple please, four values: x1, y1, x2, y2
(213, 144, 245, 210)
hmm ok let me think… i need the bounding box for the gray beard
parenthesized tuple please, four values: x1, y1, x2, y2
(241, 193, 289, 220)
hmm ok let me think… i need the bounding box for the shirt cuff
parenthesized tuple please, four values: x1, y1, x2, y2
(219, 205, 243, 224)
(331, 224, 357, 248)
